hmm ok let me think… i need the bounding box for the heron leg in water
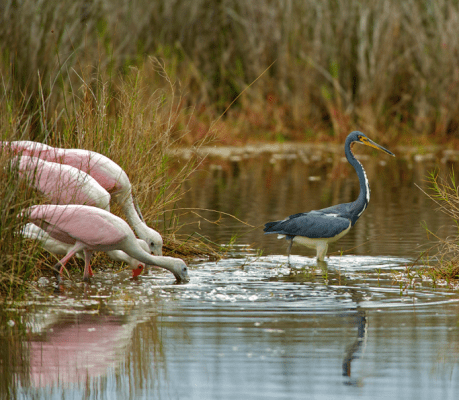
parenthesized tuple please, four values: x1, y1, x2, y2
(316, 242, 329, 262)
(287, 239, 293, 264)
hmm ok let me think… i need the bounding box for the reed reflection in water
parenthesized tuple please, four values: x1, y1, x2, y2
(12, 307, 459, 399)
(7, 305, 166, 399)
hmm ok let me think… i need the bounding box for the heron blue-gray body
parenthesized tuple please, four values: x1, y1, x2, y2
(263, 131, 395, 261)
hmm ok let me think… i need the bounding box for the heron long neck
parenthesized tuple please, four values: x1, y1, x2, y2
(345, 141, 370, 225)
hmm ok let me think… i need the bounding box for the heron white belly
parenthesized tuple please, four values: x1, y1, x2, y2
(278, 220, 352, 261)
(293, 220, 352, 247)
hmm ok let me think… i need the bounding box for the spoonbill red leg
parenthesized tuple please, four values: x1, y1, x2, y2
(82, 249, 95, 281)
(52, 242, 87, 283)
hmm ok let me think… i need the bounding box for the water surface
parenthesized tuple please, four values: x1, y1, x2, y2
(7, 252, 459, 400)
(3, 146, 459, 399)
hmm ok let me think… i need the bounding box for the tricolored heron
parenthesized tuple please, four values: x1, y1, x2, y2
(263, 131, 395, 262)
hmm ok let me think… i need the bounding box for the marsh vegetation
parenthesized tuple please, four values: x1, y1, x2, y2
(2, 0, 459, 144)
(417, 172, 459, 282)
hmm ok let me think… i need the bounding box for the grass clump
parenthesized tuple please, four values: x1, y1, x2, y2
(0, 151, 43, 298)
(418, 171, 459, 282)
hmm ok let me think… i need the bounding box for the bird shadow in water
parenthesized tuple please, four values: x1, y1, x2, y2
(342, 309, 368, 387)
(342, 288, 369, 386)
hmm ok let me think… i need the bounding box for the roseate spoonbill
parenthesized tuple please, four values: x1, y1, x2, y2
(264, 131, 395, 261)
(21, 223, 148, 277)
(2, 140, 53, 153)
(23, 204, 189, 283)
(14, 156, 110, 211)
(4, 141, 163, 255)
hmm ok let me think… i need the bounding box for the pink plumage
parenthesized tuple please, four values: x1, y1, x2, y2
(24, 204, 189, 283)
(15, 155, 110, 210)
(5, 141, 163, 255)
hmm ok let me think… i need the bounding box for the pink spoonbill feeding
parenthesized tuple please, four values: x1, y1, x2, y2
(4, 141, 163, 255)
(21, 222, 149, 278)
(13, 155, 149, 278)
(22, 204, 189, 283)
(14, 155, 111, 211)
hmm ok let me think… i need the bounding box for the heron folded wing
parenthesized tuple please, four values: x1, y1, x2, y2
(268, 212, 351, 239)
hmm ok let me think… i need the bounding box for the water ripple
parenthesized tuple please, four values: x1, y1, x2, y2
(21, 253, 458, 316)
(138, 254, 458, 312)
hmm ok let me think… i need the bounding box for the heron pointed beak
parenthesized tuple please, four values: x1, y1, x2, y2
(360, 137, 395, 157)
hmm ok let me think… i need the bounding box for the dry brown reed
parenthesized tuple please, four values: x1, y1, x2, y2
(2, 0, 459, 144)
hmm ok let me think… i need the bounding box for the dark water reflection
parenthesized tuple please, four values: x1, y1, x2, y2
(3, 146, 459, 399)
